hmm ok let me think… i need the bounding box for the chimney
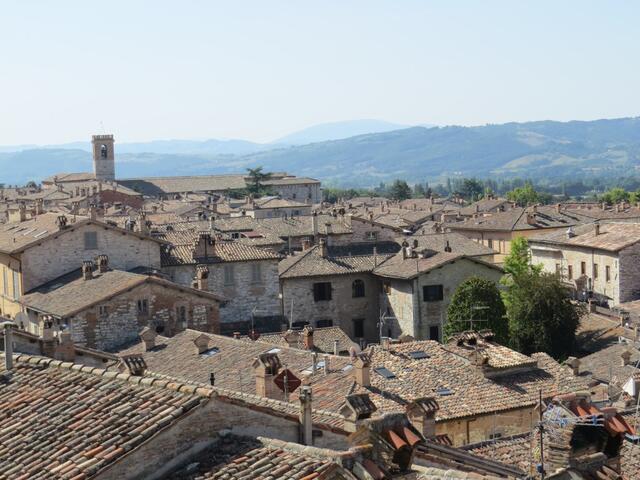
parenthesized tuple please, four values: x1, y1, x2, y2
(96, 254, 109, 273)
(565, 356, 581, 376)
(318, 238, 328, 258)
(556, 203, 562, 213)
(193, 233, 215, 260)
(339, 394, 377, 433)
(594, 223, 600, 236)
(302, 238, 312, 251)
(233, 331, 241, 339)
(621, 350, 632, 367)
(136, 212, 149, 234)
(55, 331, 75, 362)
(353, 353, 370, 387)
(311, 352, 318, 374)
(312, 212, 319, 239)
(567, 227, 575, 239)
(56, 215, 68, 230)
(209, 216, 215, 231)
(299, 386, 313, 445)
(444, 240, 452, 253)
(302, 326, 314, 350)
(82, 260, 94, 280)
(35, 198, 44, 216)
(195, 265, 209, 290)
(532, 204, 538, 213)
(283, 330, 299, 348)
(333, 339, 339, 355)
(253, 353, 285, 400)
(40, 316, 56, 357)
(193, 333, 211, 354)
(526, 213, 536, 226)
(2, 321, 15, 370)
(406, 397, 439, 439)
(139, 327, 157, 351)
(323, 354, 330, 375)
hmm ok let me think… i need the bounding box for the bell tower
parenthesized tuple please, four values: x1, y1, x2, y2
(92, 134, 115, 181)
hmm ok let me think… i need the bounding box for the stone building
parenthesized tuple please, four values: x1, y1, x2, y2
(0, 212, 163, 319)
(234, 196, 313, 219)
(159, 230, 283, 332)
(448, 205, 591, 260)
(374, 246, 504, 341)
(92, 134, 116, 181)
(529, 222, 640, 306)
(279, 241, 400, 343)
(18, 257, 223, 351)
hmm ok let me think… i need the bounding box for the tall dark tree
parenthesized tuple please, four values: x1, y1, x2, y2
(444, 276, 508, 344)
(505, 271, 583, 359)
(388, 180, 412, 200)
(246, 166, 272, 196)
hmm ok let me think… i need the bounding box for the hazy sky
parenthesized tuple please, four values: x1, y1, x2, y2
(2, 1, 639, 145)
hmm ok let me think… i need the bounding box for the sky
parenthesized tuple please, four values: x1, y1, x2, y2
(1, 1, 639, 145)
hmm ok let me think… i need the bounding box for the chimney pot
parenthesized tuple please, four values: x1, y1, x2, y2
(2, 321, 16, 371)
(97, 255, 109, 273)
(139, 327, 157, 351)
(353, 353, 370, 387)
(318, 238, 328, 258)
(302, 326, 314, 350)
(594, 223, 600, 236)
(82, 260, 94, 280)
(56, 331, 75, 362)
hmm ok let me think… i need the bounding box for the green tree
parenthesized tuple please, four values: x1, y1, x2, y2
(506, 182, 541, 206)
(460, 178, 484, 201)
(246, 166, 272, 196)
(444, 276, 508, 344)
(505, 271, 583, 359)
(502, 236, 541, 280)
(25, 180, 38, 189)
(413, 183, 426, 198)
(601, 187, 630, 205)
(388, 180, 412, 200)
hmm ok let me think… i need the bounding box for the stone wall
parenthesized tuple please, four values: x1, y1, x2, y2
(21, 223, 161, 292)
(436, 406, 535, 446)
(273, 183, 321, 204)
(96, 395, 347, 480)
(618, 242, 640, 304)
(59, 281, 219, 351)
(281, 273, 381, 343)
(165, 259, 281, 326)
(349, 217, 400, 243)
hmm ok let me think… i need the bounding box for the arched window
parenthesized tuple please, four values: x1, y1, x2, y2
(100, 144, 108, 158)
(352, 279, 365, 298)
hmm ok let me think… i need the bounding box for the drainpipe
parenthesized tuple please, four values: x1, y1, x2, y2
(2, 321, 15, 370)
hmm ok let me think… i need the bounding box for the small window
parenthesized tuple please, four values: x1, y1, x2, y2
(137, 299, 148, 315)
(365, 231, 378, 241)
(352, 279, 365, 298)
(177, 305, 187, 327)
(568, 265, 573, 280)
(436, 387, 453, 396)
(555, 263, 561, 274)
(231, 232, 240, 239)
(423, 285, 444, 302)
(408, 350, 429, 360)
(383, 281, 391, 294)
(581, 261, 586, 275)
(489, 433, 503, 440)
(100, 144, 108, 158)
(313, 282, 332, 302)
(353, 318, 364, 338)
(224, 265, 235, 285)
(316, 319, 333, 328)
(12, 270, 20, 300)
(606, 265, 611, 282)
(84, 231, 98, 250)
(487, 238, 493, 249)
(429, 325, 440, 341)
(99, 305, 108, 317)
(593, 263, 598, 279)
(251, 263, 262, 283)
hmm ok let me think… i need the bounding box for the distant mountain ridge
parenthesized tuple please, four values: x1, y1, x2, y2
(273, 119, 414, 144)
(1, 117, 639, 186)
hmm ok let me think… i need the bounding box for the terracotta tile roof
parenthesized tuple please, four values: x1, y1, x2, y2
(458, 198, 514, 216)
(252, 197, 310, 209)
(577, 343, 640, 386)
(242, 326, 360, 355)
(20, 268, 224, 317)
(372, 251, 503, 280)
(0, 212, 164, 254)
(117, 329, 352, 396)
(530, 222, 640, 252)
(465, 433, 535, 475)
(445, 331, 537, 370)
(0, 354, 206, 480)
(401, 232, 497, 256)
(159, 230, 283, 266)
(304, 341, 588, 422)
(450, 206, 591, 232)
(279, 242, 399, 278)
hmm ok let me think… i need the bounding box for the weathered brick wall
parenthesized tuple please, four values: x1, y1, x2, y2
(281, 273, 381, 343)
(66, 282, 219, 351)
(436, 406, 534, 446)
(165, 259, 281, 325)
(21, 223, 161, 291)
(96, 396, 347, 480)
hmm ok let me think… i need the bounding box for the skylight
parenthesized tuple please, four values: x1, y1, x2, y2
(436, 387, 453, 396)
(200, 347, 219, 357)
(267, 348, 282, 354)
(408, 350, 429, 360)
(374, 367, 396, 379)
(200, 347, 220, 357)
